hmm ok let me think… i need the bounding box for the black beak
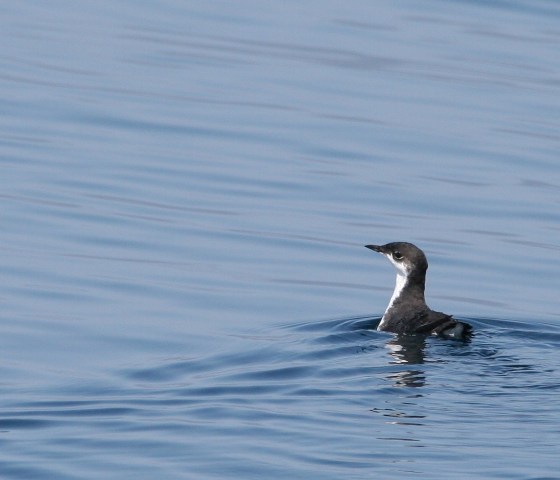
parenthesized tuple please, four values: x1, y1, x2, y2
(365, 244, 382, 252)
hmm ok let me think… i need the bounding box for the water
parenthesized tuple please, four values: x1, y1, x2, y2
(1, 0, 560, 478)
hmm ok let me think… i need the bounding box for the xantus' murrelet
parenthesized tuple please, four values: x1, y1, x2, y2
(365, 242, 471, 339)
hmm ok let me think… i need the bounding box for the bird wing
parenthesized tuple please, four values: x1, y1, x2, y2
(411, 310, 455, 334)
(412, 310, 472, 338)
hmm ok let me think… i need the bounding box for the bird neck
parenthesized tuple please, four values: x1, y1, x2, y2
(392, 271, 426, 304)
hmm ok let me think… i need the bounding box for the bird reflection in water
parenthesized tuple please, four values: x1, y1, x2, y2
(385, 335, 427, 387)
(369, 335, 428, 436)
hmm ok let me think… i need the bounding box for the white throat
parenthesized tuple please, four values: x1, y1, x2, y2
(377, 256, 409, 330)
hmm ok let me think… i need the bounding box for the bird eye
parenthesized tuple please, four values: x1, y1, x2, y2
(393, 251, 403, 260)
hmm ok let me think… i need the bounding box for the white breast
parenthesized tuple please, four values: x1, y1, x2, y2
(377, 270, 407, 331)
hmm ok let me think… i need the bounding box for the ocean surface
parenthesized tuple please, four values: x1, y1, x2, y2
(1, 1, 560, 478)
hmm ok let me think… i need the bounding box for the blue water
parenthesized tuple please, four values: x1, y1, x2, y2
(1, 1, 560, 478)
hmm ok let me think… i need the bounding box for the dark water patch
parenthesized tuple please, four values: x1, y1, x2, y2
(295, 343, 381, 361)
(227, 365, 315, 382)
(286, 315, 380, 334)
(0, 463, 76, 480)
(0, 419, 52, 430)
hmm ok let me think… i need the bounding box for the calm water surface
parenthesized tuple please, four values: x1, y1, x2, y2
(1, 1, 560, 478)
